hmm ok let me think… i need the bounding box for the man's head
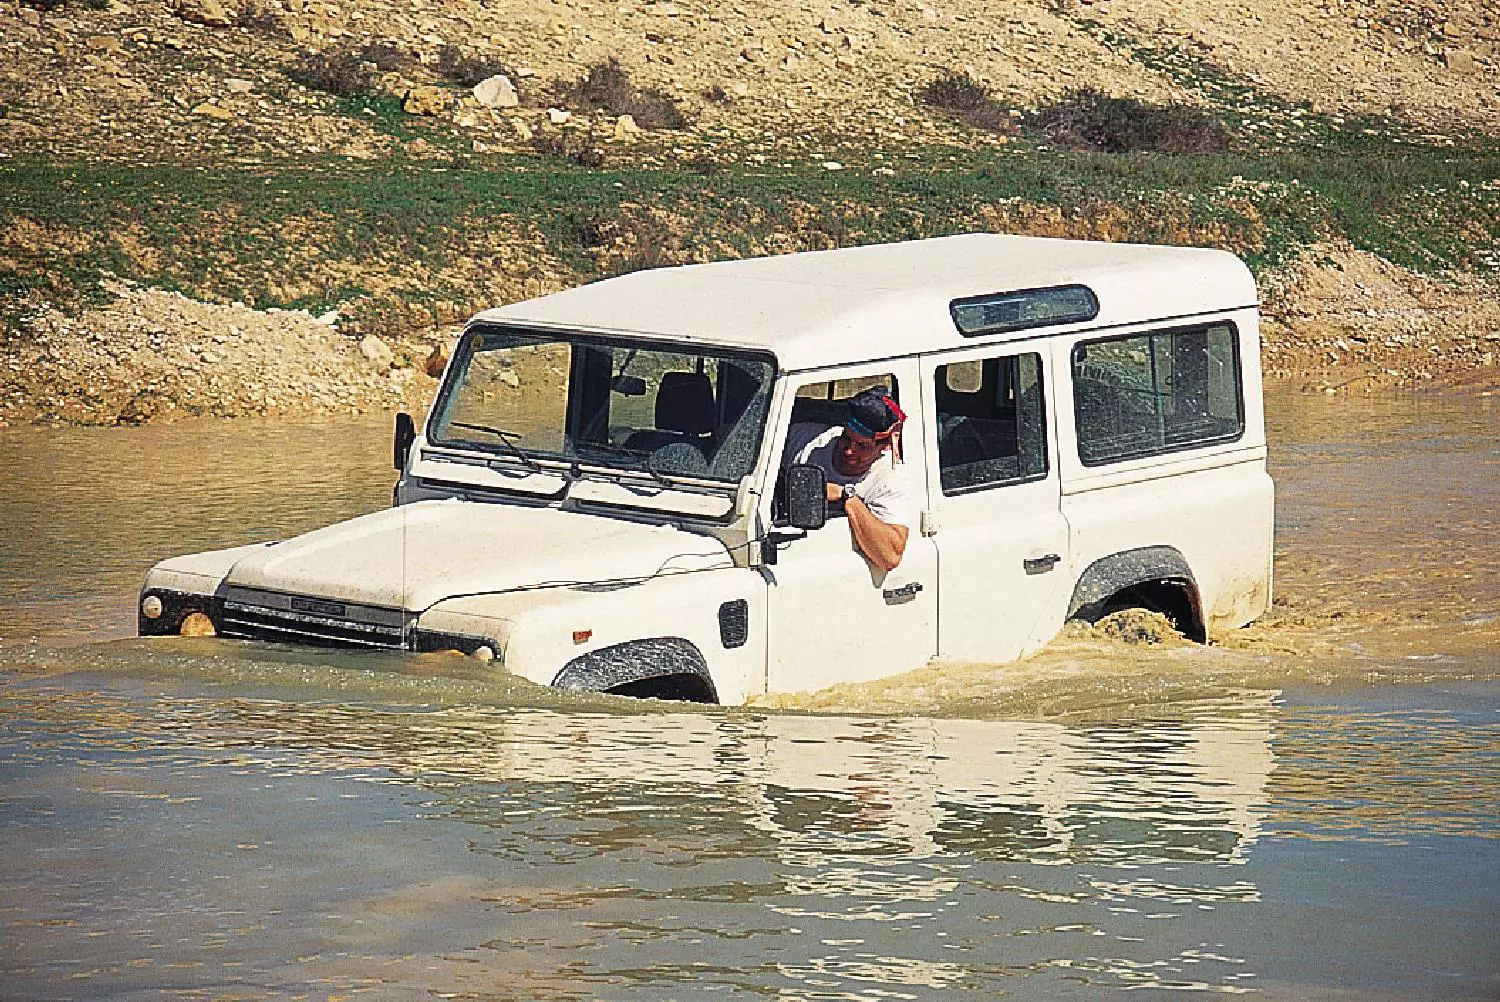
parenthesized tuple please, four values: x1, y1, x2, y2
(833, 388, 905, 477)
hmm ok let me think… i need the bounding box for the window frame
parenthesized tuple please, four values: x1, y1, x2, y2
(949, 284, 1100, 338)
(932, 350, 1051, 497)
(1070, 320, 1245, 468)
(427, 323, 779, 484)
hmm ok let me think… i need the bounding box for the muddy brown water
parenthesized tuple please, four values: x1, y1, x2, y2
(1, 387, 1496, 999)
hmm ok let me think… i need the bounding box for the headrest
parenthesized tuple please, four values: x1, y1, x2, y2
(656, 371, 714, 435)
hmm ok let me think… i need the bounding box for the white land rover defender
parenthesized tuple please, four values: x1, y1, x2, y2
(139, 234, 1273, 704)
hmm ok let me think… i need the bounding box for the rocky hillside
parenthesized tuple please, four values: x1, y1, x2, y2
(1, 0, 1497, 425)
(5, 0, 1497, 161)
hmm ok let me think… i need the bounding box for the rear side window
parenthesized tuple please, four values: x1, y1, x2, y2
(934, 352, 1048, 494)
(1072, 323, 1243, 465)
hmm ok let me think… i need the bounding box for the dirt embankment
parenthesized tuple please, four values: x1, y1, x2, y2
(1259, 244, 1500, 396)
(2, 240, 1494, 430)
(1, 0, 1497, 425)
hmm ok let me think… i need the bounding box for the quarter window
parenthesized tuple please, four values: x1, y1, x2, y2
(934, 353, 1048, 494)
(1071, 323, 1243, 465)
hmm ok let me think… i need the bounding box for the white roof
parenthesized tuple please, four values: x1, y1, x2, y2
(475, 233, 1258, 371)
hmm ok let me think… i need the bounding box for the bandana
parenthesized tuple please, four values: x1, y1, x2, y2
(847, 390, 906, 440)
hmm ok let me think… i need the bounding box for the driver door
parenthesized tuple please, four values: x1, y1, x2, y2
(762, 363, 938, 695)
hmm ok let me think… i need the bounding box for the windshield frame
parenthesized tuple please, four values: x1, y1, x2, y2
(424, 322, 780, 490)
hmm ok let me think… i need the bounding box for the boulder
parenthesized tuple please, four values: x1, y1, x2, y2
(359, 335, 395, 368)
(172, 0, 235, 28)
(191, 101, 235, 120)
(613, 114, 639, 138)
(472, 74, 518, 108)
(1444, 49, 1478, 74)
(403, 85, 451, 116)
(84, 35, 124, 55)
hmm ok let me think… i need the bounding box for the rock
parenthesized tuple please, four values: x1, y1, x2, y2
(424, 345, 449, 377)
(172, 0, 236, 29)
(360, 335, 395, 368)
(510, 117, 534, 141)
(403, 85, 451, 116)
(84, 35, 124, 55)
(1444, 49, 1478, 74)
(224, 78, 255, 94)
(191, 101, 235, 120)
(613, 114, 639, 138)
(472, 74, 518, 108)
(546, 107, 571, 124)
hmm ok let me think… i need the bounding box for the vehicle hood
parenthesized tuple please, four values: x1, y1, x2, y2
(225, 499, 732, 611)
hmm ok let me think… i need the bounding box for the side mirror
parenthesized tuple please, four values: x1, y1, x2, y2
(393, 411, 416, 470)
(611, 375, 647, 396)
(785, 463, 828, 530)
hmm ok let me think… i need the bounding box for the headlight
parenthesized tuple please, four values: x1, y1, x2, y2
(141, 595, 164, 620)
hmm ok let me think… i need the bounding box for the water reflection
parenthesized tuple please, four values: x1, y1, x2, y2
(0, 669, 1287, 998)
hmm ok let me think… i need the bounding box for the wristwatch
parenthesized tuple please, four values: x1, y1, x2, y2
(840, 483, 857, 502)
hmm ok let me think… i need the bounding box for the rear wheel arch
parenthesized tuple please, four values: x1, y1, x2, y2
(1066, 546, 1207, 643)
(552, 636, 719, 704)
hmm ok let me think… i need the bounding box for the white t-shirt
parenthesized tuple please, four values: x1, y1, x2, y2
(784, 423, 920, 530)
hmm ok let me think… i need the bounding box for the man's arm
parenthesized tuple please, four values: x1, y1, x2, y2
(837, 490, 909, 572)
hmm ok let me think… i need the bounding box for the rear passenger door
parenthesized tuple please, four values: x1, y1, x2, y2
(919, 346, 1072, 662)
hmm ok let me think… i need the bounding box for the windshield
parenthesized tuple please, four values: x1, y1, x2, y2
(428, 326, 777, 483)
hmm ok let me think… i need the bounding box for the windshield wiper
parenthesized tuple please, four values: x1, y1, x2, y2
(580, 441, 673, 487)
(448, 421, 544, 474)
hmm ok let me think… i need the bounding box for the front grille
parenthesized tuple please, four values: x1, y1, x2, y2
(221, 586, 408, 649)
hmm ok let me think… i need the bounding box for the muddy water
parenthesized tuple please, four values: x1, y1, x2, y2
(1, 390, 1497, 999)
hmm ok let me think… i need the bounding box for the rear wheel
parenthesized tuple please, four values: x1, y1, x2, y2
(1085, 580, 1205, 643)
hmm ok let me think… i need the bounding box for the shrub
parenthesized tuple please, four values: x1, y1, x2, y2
(919, 72, 1016, 134)
(554, 59, 689, 130)
(532, 131, 606, 168)
(1029, 88, 1230, 154)
(359, 41, 414, 74)
(287, 46, 375, 98)
(436, 45, 510, 88)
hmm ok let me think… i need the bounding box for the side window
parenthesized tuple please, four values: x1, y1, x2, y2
(790, 374, 898, 428)
(1072, 323, 1243, 466)
(933, 353, 1048, 495)
(774, 373, 899, 523)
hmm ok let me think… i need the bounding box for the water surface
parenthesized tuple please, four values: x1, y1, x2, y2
(1, 389, 1496, 999)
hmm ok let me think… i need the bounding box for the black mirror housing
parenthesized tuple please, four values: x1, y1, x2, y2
(785, 463, 828, 530)
(394, 412, 416, 470)
(611, 374, 648, 396)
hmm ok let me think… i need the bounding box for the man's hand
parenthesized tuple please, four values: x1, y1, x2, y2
(825, 482, 845, 503)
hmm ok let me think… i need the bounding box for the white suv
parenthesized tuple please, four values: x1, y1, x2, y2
(139, 233, 1273, 704)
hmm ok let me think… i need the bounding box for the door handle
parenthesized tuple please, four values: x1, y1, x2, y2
(1023, 553, 1061, 574)
(882, 581, 924, 602)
